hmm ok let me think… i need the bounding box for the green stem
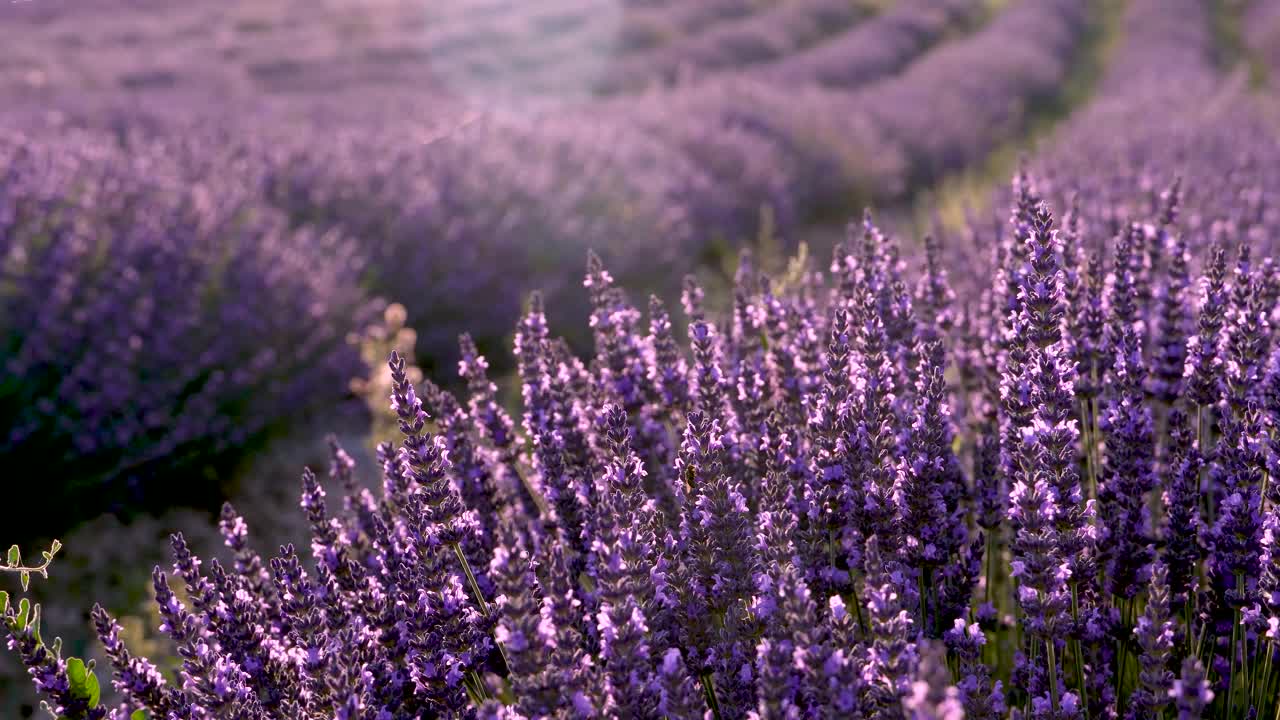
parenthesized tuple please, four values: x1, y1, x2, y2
(1250, 635, 1265, 714)
(1116, 599, 1130, 720)
(1259, 640, 1269, 712)
(1047, 641, 1061, 712)
(1028, 636, 1040, 716)
(452, 542, 512, 676)
(464, 670, 490, 704)
(1229, 605, 1241, 716)
(1195, 612, 1210, 666)
(1070, 584, 1090, 720)
(453, 543, 492, 615)
(1079, 399, 1098, 500)
(850, 576, 869, 637)
(985, 532, 996, 606)
(701, 672, 724, 720)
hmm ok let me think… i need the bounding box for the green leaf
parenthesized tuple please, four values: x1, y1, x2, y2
(66, 657, 88, 697)
(86, 671, 100, 707)
(0, 590, 9, 614)
(6, 545, 18, 568)
(16, 598, 29, 631)
(50, 539, 61, 555)
(131, 710, 149, 720)
(19, 571, 28, 592)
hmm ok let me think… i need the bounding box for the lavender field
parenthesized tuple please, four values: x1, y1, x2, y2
(1, 0, 1280, 718)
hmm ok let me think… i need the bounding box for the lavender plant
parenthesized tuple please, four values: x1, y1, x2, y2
(8, 178, 1280, 719)
(0, 121, 375, 537)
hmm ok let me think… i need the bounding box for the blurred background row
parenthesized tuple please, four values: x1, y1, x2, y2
(1, 0, 1279, 714)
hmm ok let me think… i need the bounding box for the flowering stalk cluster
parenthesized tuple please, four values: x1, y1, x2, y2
(7, 178, 1280, 720)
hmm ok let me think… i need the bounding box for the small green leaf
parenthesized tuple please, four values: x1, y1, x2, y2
(0, 590, 9, 613)
(19, 571, 28, 592)
(6, 545, 19, 568)
(66, 657, 88, 697)
(131, 710, 149, 720)
(86, 671, 101, 707)
(50, 539, 61, 555)
(16, 598, 29, 631)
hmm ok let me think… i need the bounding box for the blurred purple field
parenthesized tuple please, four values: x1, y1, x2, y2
(1, 0, 1280, 717)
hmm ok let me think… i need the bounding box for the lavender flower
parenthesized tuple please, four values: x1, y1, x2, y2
(860, 535, 917, 715)
(1130, 560, 1175, 717)
(91, 605, 180, 716)
(896, 337, 970, 635)
(1185, 243, 1229, 410)
(1163, 409, 1205, 606)
(1170, 657, 1214, 720)
(1098, 226, 1156, 599)
(1150, 187, 1192, 404)
(1224, 246, 1272, 410)
(903, 641, 964, 720)
(943, 620, 1005, 720)
(647, 295, 692, 418)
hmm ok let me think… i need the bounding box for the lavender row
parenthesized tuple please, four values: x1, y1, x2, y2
(2, 0, 1101, 379)
(11, 174, 1280, 718)
(256, 106, 737, 366)
(637, 0, 1090, 204)
(850, 0, 1089, 189)
(594, 0, 878, 94)
(1096, 0, 1221, 98)
(242, 0, 1096, 370)
(754, 0, 984, 90)
(2, 0, 761, 102)
(0, 119, 376, 531)
(613, 0, 772, 54)
(983, 0, 1280, 285)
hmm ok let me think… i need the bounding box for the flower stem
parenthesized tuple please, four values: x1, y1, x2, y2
(452, 543, 491, 615)
(1070, 584, 1089, 720)
(1047, 641, 1061, 712)
(700, 672, 724, 720)
(1229, 604, 1241, 716)
(452, 542, 512, 675)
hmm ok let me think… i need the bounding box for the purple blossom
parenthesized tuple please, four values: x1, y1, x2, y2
(7, 182, 1280, 720)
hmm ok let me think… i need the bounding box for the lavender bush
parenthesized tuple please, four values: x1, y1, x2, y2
(2, 0, 1105, 379)
(594, 0, 879, 93)
(0, 120, 375, 535)
(9, 174, 1280, 718)
(850, 0, 1089, 189)
(983, 0, 1280, 296)
(257, 0, 1094, 366)
(755, 0, 984, 90)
